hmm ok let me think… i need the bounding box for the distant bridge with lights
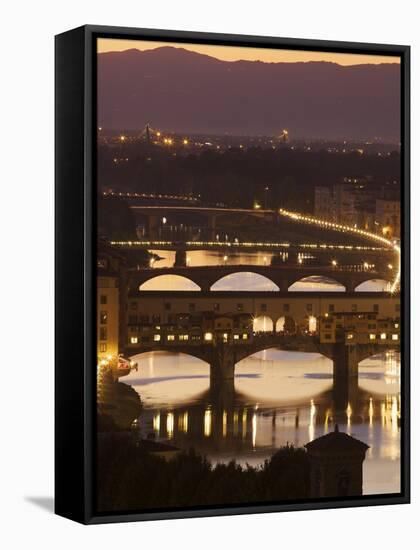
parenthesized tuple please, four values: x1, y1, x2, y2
(110, 239, 393, 263)
(129, 263, 393, 293)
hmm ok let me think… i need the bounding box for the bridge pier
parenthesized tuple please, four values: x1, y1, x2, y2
(174, 249, 187, 267)
(331, 343, 359, 411)
(146, 215, 161, 240)
(209, 215, 217, 240)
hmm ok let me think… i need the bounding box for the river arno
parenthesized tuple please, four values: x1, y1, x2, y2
(126, 248, 400, 495)
(124, 349, 400, 495)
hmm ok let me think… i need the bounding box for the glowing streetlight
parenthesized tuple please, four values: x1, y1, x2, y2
(332, 260, 337, 267)
(162, 217, 167, 225)
(119, 135, 126, 142)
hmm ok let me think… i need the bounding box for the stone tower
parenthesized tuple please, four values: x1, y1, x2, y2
(305, 425, 369, 498)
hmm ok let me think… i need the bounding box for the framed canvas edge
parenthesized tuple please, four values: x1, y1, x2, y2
(55, 24, 411, 525)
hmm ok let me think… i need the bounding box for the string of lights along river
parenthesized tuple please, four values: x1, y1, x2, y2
(125, 249, 400, 495)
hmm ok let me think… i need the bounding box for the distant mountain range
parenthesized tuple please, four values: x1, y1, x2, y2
(97, 47, 400, 140)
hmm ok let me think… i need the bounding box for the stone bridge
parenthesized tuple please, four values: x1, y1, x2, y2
(129, 264, 392, 293)
(127, 333, 399, 402)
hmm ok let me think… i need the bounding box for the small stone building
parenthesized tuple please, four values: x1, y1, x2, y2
(305, 425, 369, 498)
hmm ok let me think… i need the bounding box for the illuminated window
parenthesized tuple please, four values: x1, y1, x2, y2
(154, 334, 161, 342)
(308, 316, 317, 333)
(380, 333, 387, 340)
(204, 332, 213, 341)
(234, 334, 240, 340)
(99, 343, 107, 352)
(242, 333, 248, 340)
(223, 333, 228, 342)
(392, 334, 399, 340)
(394, 323, 399, 328)
(167, 335, 175, 341)
(130, 336, 138, 344)
(369, 334, 376, 340)
(347, 333, 354, 340)
(179, 334, 189, 341)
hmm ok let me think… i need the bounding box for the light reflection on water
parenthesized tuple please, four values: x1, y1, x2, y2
(125, 349, 401, 496)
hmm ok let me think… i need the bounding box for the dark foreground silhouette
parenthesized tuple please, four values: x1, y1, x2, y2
(97, 432, 309, 513)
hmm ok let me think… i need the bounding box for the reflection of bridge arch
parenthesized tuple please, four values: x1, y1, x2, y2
(210, 272, 279, 291)
(288, 275, 346, 292)
(354, 279, 391, 292)
(139, 274, 201, 291)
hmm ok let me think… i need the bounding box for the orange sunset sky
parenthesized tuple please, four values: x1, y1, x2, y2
(97, 38, 400, 65)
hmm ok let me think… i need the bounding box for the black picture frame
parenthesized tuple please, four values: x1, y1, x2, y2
(55, 24, 410, 525)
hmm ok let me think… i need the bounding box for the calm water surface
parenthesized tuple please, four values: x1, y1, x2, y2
(124, 349, 400, 496)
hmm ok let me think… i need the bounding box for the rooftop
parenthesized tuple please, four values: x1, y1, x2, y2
(305, 425, 369, 453)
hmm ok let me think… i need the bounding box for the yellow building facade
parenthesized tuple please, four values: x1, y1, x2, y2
(97, 275, 120, 365)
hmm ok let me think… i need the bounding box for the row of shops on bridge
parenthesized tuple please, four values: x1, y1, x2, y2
(124, 310, 400, 349)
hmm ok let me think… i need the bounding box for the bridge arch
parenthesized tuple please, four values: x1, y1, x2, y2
(210, 271, 279, 291)
(139, 274, 201, 291)
(275, 316, 297, 334)
(288, 275, 346, 292)
(253, 315, 274, 332)
(354, 278, 392, 292)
